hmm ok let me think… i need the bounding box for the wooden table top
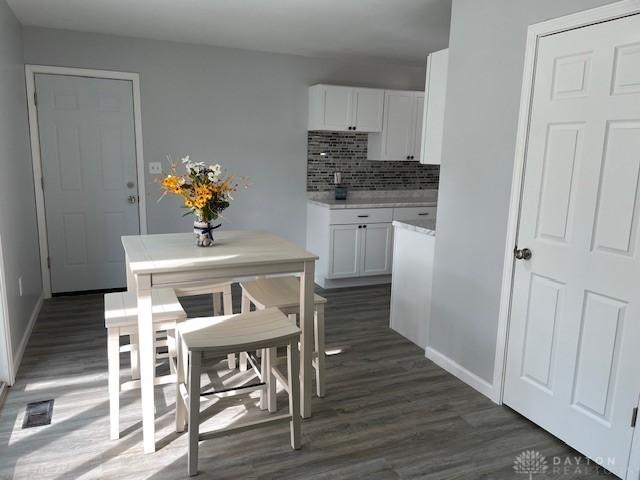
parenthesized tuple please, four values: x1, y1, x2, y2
(122, 230, 317, 275)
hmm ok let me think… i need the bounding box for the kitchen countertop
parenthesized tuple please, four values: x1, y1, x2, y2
(308, 189, 438, 209)
(392, 219, 436, 236)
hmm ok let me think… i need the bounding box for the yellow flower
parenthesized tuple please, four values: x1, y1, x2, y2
(162, 175, 184, 194)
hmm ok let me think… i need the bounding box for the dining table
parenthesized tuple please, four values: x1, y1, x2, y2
(121, 230, 318, 453)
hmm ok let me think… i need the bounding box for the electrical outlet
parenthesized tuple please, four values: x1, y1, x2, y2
(18, 276, 23, 297)
(148, 162, 162, 175)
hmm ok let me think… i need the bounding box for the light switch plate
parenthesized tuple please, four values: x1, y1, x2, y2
(149, 162, 162, 174)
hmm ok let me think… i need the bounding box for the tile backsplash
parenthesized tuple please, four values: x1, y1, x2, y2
(307, 131, 440, 192)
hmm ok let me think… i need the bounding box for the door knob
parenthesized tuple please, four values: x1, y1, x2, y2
(127, 195, 137, 204)
(514, 247, 532, 260)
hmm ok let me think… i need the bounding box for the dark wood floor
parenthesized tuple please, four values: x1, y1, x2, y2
(0, 284, 612, 479)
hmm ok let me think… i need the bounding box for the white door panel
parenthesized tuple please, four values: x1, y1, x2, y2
(351, 88, 384, 132)
(504, 14, 640, 479)
(360, 224, 393, 276)
(321, 85, 351, 131)
(381, 91, 414, 160)
(36, 74, 140, 293)
(412, 94, 424, 160)
(328, 224, 360, 278)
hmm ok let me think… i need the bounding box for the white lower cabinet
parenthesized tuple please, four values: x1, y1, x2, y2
(328, 222, 392, 279)
(360, 223, 393, 276)
(307, 203, 436, 288)
(328, 224, 361, 278)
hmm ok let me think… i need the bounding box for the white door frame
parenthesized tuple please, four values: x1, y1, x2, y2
(25, 65, 147, 298)
(494, 1, 640, 478)
(0, 235, 12, 384)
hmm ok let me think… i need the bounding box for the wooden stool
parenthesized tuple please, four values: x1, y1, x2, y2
(174, 280, 236, 369)
(239, 276, 326, 400)
(175, 308, 301, 477)
(105, 288, 187, 440)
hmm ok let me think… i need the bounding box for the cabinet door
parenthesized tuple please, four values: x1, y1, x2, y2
(360, 223, 393, 276)
(381, 91, 415, 160)
(351, 88, 384, 132)
(412, 93, 425, 160)
(421, 49, 449, 164)
(328, 224, 361, 278)
(320, 85, 352, 131)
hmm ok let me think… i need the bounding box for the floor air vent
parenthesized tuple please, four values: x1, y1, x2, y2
(23, 399, 54, 428)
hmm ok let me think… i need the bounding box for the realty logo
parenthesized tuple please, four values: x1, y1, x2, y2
(514, 450, 549, 479)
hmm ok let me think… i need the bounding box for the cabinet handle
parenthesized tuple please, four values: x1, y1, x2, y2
(353, 126, 357, 131)
(357, 215, 369, 218)
(418, 212, 430, 216)
(363, 225, 367, 228)
(358, 225, 362, 229)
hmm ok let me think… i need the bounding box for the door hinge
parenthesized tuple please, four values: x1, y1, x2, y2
(632, 407, 638, 428)
(47, 257, 51, 269)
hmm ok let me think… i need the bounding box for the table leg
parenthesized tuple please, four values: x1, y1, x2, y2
(125, 253, 135, 291)
(136, 273, 156, 453)
(299, 260, 315, 418)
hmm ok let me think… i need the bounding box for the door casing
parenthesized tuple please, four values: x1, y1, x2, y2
(25, 65, 147, 298)
(494, 2, 640, 478)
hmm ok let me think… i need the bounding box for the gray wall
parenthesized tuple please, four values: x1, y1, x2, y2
(22, 28, 426, 246)
(0, 0, 42, 382)
(429, 0, 619, 386)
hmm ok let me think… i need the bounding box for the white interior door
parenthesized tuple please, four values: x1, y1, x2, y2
(504, 14, 640, 478)
(36, 74, 141, 293)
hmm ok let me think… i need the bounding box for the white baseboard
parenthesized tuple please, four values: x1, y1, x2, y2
(425, 346, 499, 403)
(11, 294, 43, 384)
(0, 382, 7, 410)
(316, 275, 391, 289)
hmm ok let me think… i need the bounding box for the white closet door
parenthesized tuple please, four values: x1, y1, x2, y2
(504, 13, 640, 478)
(36, 74, 140, 293)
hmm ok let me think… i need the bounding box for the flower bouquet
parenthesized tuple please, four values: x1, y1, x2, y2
(159, 156, 243, 246)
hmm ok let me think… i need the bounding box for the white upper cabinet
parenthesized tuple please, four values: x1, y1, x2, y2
(368, 90, 424, 161)
(308, 84, 384, 132)
(351, 88, 384, 132)
(420, 48, 449, 165)
(412, 93, 425, 162)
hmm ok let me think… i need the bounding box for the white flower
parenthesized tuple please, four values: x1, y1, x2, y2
(207, 171, 217, 181)
(210, 164, 222, 175)
(181, 155, 190, 164)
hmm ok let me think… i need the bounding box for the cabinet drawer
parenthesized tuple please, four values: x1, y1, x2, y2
(392, 206, 436, 221)
(329, 208, 393, 225)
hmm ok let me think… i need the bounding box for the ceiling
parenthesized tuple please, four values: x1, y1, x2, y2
(8, 0, 451, 65)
